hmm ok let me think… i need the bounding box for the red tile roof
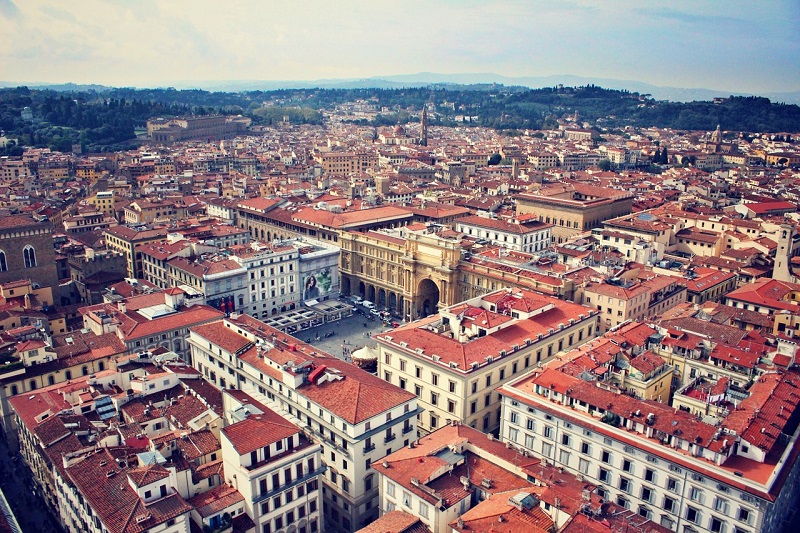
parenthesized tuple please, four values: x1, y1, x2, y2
(221, 409, 298, 455)
(66, 449, 192, 533)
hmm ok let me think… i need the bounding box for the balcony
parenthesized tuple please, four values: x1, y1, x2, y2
(363, 443, 376, 454)
(384, 433, 396, 444)
(401, 425, 414, 435)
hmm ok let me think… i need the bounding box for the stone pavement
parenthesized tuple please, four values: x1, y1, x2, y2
(299, 310, 398, 362)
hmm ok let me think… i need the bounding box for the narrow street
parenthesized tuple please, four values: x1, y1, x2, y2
(0, 436, 63, 533)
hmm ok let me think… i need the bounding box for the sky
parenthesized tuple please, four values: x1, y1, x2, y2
(0, 0, 798, 93)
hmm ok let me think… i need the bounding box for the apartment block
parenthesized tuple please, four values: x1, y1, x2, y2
(221, 389, 324, 533)
(187, 314, 419, 532)
(375, 288, 599, 436)
(499, 365, 800, 533)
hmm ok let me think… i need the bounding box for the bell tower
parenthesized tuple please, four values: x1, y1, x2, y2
(419, 106, 428, 147)
(773, 223, 796, 282)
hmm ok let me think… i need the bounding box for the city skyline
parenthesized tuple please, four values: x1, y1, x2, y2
(0, 0, 798, 94)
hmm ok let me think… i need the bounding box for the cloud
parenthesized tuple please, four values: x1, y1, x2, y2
(0, 0, 18, 18)
(0, 0, 796, 93)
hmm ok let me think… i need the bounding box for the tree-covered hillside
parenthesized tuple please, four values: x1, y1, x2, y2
(1, 85, 798, 154)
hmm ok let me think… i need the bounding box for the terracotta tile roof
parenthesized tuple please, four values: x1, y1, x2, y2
(127, 464, 170, 488)
(174, 429, 220, 460)
(658, 317, 747, 344)
(186, 484, 243, 518)
(454, 491, 554, 533)
(195, 316, 416, 424)
(628, 350, 666, 375)
(66, 450, 192, 533)
(378, 292, 594, 370)
(356, 511, 429, 533)
(295, 205, 413, 229)
(221, 408, 298, 455)
(457, 215, 551, 234)
(373, 424, 540, 508)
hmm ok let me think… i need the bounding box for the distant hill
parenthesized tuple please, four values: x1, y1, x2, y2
(2, 74, 798, 104)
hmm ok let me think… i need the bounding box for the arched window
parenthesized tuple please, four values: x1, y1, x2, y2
(0, 250, 6, 272)
(82, 366, 89, 376)
(98, 361, 105, 371)
(29, 380, 36, 390)
(47, 375, 55, 385)
(23, 246, 36, 268)
(10, 385, 18, 396)
(65, 370, 72, 380)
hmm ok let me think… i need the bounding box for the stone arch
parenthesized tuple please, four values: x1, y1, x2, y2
(367, 285, 376, 303)
(378, 288, 386, 307)
(358, 281, 366, 299)
(388, 291, 397, 311)
(341, 276, 351, 296)
(417, 278, 440, 318)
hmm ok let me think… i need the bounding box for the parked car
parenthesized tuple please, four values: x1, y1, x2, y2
(362, 300, 376, 310)
(350, 295, 363, 305)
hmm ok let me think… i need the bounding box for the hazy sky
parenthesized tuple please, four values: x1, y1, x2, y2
(0, 0, 797, 93)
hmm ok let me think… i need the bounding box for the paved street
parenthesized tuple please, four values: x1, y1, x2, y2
(299, 310, 398, 363)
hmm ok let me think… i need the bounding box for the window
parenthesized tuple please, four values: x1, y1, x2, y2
(543, 426, 553, 439)
(432, 373, 439, 386)
(667, 477, 680, 493)
(449, 381, 456, 393)
(23, 246, 36, 268)
(622, 459, 633, 473)
(686, 506, 700, 524)
(663, 496, 676, 513)
(0, 251, 6, 272)
(510, 412, 519, 424)
(737, 508, 750, 524)
(714, 498, 730, 514)
(541, 442, 552, 458)
(578, 458, 590, 474)
(430, 392, 438, 406)
(561, 433, 571, 447)
(619, 476, 631, 493)
(419, 502, 429, 518)
(581, 442, 591, 455)
(689, 487, 703, 503)
(644, 468, 656, 483)
(598, 468, 611, 483)
(601, 450, 611, 464)
(559, 449, 570, 465)
(710, 517, 724, 533)
(386, 482, 395, 497)
(641, 486, 653, 503)
(402, 491, 412, 508)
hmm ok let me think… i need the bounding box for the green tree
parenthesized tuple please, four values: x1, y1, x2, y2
(488, 153, 502, 165)
(661, 146, 669, 164)
(598, 159, 612, 171)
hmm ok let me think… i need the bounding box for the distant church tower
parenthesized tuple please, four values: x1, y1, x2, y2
(419, 106, 428, 146)
(773, 223, 796, 282)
